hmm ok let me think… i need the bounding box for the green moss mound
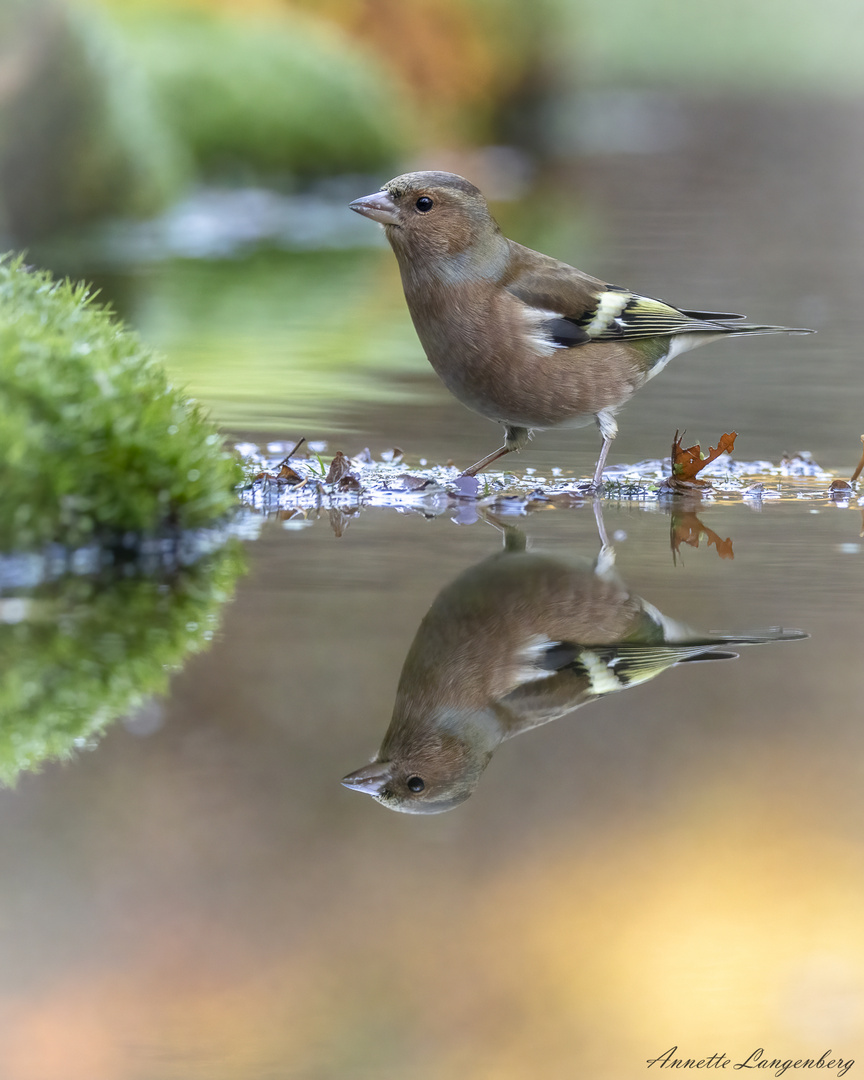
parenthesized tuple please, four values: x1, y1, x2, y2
(0, 254, 242, 550)
(0, 540, 245, 784)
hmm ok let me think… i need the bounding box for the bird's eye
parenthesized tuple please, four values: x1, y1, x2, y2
(406, 776, 425, 793)
(415, 196, 433, 213)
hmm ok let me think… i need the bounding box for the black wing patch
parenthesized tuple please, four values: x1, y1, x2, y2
(543, 317, 592, 348)
(537, 641, 580, 670)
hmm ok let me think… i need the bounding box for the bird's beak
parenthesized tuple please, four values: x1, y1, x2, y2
(341, 761, 393, 796)
(348, 190, 399, 226)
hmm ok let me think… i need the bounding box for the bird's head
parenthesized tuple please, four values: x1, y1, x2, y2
(341, 716, 497, 814)
(340, 758, 476, 815)
(349, 171, 503, 273)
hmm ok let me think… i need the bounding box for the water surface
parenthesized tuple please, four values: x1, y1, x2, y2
(2, 97, 863, 1078)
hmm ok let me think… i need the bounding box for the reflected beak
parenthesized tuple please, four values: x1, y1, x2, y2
(341, 761, 392, 796)
(348, 190, 400, 226)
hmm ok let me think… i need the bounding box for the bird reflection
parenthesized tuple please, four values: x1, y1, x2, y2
(342, 512, 807, 814)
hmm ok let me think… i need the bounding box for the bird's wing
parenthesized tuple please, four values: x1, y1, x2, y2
(499, 666, 599, 734)
(572, 642, 738, 693)
(571, 295, 740, 341)
(502, 243, 742, 345)
(500, 638, 738, 736)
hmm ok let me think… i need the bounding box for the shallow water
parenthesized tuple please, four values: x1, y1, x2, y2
(3, 98, 864, 1078)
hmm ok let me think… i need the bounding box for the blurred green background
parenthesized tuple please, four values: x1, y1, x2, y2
(1, 0, 860, 463)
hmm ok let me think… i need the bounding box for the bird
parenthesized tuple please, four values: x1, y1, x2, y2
(341, 518, 807, 814)
(349, 171, 814, 487)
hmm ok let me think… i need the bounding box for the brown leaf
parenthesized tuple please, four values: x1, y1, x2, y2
(336, 474, 362, 492)
(277, 464, 304, 483)
(671, 430, 737, 483)
(254, 465, 303, 485)
(325, 451, 352, 484)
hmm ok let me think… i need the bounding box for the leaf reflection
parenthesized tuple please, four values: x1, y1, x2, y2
(343, 513, 807, 814)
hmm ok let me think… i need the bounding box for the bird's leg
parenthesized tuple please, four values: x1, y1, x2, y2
(591, 434, 614, 488)
(460, 425, 530, 478)
(577, 409, 617, 492)
(591, 497, 617, 577)
(592, 498, 611, 550)
(460, 444, 511, 477)
(480, 510, 529, 552)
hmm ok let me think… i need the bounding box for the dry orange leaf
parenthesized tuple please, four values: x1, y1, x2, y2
(671, 430, 737, 483)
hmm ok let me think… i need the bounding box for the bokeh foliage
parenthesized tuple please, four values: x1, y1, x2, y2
(0, 0, 412, 246)
(108, 6, 410, 180)
(5, 0, 864, 249)
(95, 0, 542, 146)
(0, 254, 242, 549)
(0, 0, 188, 244)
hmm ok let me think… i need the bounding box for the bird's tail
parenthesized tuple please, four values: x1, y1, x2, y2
(639, 605, 809, 649)
(717, 322, 814, 337)
(682, 627, 809, 647)
(677, 309, 815, 336)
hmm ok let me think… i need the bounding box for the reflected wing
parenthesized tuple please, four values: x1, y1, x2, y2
(501, 640, 739, 735)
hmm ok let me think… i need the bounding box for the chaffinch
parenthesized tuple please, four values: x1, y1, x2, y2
(341, 522, 807, 814)
(349, 171, 814, 486)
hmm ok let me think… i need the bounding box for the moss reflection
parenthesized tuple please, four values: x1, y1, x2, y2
(0, 538, 245, 784)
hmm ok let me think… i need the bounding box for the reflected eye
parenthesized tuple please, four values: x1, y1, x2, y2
(406, 776, 425, 793)
(415, 196, 433, 213)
